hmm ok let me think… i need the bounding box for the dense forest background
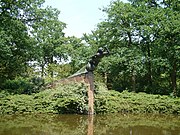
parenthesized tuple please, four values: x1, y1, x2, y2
(0, 0, 179, 96)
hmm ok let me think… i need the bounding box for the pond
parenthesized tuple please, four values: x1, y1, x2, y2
(0, 113, 179, 135)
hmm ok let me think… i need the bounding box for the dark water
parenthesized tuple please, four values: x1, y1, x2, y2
(0, 114, 180, 135)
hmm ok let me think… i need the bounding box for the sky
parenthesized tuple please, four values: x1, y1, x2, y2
(44, 0, 128, 38)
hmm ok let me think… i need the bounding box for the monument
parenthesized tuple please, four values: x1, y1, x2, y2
(48, 46, 110, 115)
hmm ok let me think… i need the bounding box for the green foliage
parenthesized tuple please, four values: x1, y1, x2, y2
(1, 77, 44, 94)
(82, 0, 180, 96)
(0, 0, 179, 101)
(67, 36, 93, 73)
(0, 0, 68, 87)
(31, 6, 67, 77)
(52, 83, 88, 114)
(0, 0, 44, 81)
(0, 82, 180, 115)
(0, 94, 35, 114)
(0, 82, 89, 114)
(95, 90, 180, 114)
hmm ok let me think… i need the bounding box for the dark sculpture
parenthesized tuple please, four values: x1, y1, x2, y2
(86, 46, 110, 72)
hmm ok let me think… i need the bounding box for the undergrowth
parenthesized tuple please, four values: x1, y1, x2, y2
(0, 82, 180, 115)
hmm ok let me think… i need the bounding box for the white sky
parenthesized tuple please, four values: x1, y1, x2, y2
(44, 0, 128, 38)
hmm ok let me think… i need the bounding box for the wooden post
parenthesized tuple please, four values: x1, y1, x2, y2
(86, 71, 94, 115)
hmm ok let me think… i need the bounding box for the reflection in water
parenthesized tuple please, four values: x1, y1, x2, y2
(0, 114, 180, 135)
(88, 115, 93, 135)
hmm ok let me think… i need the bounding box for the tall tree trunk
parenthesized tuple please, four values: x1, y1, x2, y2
(171, 59, 177, 96)
(41, 64, 45, 78)
(132, 70, 136, 92)
(127, 31, 132, 47)
(50, 56, 54, 78)
(104, 72, 113, 90)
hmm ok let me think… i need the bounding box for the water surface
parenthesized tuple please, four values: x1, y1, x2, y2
(0, 114, 179, 135)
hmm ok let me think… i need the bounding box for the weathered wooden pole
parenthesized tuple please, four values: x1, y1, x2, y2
(86, 71, 94, 115)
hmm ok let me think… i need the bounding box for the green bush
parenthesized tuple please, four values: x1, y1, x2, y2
(0, 82, 180, 115)
(0, 82, 89, 114)
(95, 90, 180, 114)
(1, 77, 44, 94)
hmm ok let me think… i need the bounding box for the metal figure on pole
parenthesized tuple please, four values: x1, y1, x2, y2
(86, 46, 110, 72)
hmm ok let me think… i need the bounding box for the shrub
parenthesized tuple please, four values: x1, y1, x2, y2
(0, 82, 180, 115)
(1, 77, 44, 94)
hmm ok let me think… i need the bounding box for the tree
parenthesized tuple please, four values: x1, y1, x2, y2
(129, 0, 180, 96)
(31, 6, 66, 78)
(84, 1, 146, 91)
(0, 0, 37, 82)
(0, 0, 68, 87)
(84, 0, 179, 96)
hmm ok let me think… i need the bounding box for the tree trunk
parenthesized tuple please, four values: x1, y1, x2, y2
(127, 31, 132, 47)
(106, 73, 112, 90)
(171, 59, 177, 96)
(50, 56, 54, 78)
(41, 64, 45, 78)
(132, 70, 136, 92)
